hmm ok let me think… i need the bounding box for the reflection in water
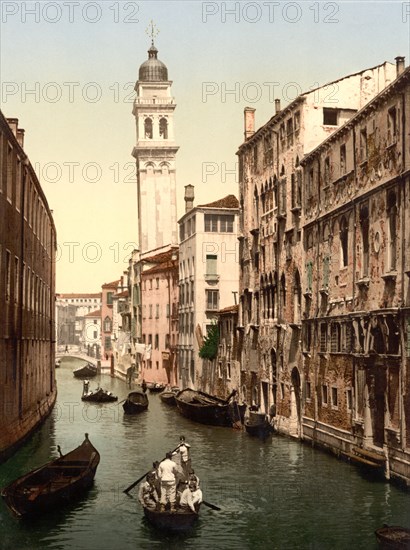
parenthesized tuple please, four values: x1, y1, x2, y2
(0, 358, 409, 549)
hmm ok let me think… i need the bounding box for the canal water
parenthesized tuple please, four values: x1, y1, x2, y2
(0, 358, 409, 550)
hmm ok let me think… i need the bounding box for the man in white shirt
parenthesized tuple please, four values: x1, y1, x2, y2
(158, 452, 180, 511)
(179, 481, 202, 513)
(173, 435, 191, 481)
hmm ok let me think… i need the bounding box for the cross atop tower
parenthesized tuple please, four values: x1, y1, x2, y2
(145, 19, 159, 45)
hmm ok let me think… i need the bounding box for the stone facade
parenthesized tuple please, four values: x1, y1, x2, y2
(301, 61, 410, 485)
(177, 193, 240, 389)
(0, 111, 57, 462)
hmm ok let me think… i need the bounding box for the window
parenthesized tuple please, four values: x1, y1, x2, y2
(156, 361, 159, 370)
(346, 388, 353, 411)
(204, 214, 234, 232)
(103, 316, 112, 332)
(340, 216, 348, 267)
(156, 278, 159, 289)
(388, 107, 397, 144)
(107, 292, 113, 305)
(331, 387, 338, 408)
(286, 118, 293, 147)
(360, 128, 367, 161)
(7, 144, 13, 202)
(340, 144, 346, 175)
(306, 261, 313, 293)
(320, 324, 327, 352)
(93, 331, 97, 339)
(166, 303, 170, 318)
(206, 289, 219, 310)
(387, 191, 397, 271)
(303, 323, 312, 351)
(179, 223, 185, 242)
(5, 250, 11, 301)
(324, 156, 330, 185)
(331, 322, 341, 352)
(14, 256, 19, 303)
(159, 117, 168, 139)
(323, 108, 338, 125)
(154, 334, 159, 349)
(144, 118, 153, 139)
(104, 336, 112, 351)
(155, 304, 159, 318)
(360, 205, 369, 277)
(227, 362, 231, 380)
(294, 111, 300, 132)
(149, 304, 153, 318)
(322, 385, 328, 405)
(206, 254, 217, 276)
(306, 381, 311, 401)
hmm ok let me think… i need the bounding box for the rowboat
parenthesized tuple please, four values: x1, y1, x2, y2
(143, 506, 199, 532)
(159, 387, 179, 406)
(73, 363, 97, 378)
(123, 390, 149, 414)
(81, 387, 118, 403)
(245, 412, 274, 439)
(375, 525, 410, 549)
(1, 434, 100, 518)
(175, 388, 246, 427)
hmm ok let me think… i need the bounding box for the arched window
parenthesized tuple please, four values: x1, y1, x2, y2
(280, 273, 286, 320)
(340, 216, 348, 267)
(103, 316, 112, 332)
(387, 191, 397, 271)
(360, 205, 369, 277)
(161, 163, 169, 174)
(159, 117, 168, 139)
(144, 118, 153, 139)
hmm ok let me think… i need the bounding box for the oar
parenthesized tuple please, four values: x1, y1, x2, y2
(123, 444, 180, 494)
(202, 500, 221, 511)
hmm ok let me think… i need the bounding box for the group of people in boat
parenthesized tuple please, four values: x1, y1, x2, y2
(138, 435, 202, 514)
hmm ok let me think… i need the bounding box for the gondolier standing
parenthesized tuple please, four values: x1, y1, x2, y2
(173, 436, 191, 481)
(158, 452, 180, 511)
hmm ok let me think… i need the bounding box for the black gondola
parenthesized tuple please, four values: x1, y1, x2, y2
(81, 387, 118, 403)
(123, 390, 149, 414)
(149, 383, 166, 393)
(244, 412, 274, 439)
(175, 388, 246, 427)
(143, 506, 199, 532)
(375, 525, 410, 549)
(1, 434, 100, 518)
(73, 363, 97, 378)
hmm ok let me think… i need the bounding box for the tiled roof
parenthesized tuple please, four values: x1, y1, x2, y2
(57, 293, 101, 299)
(85, 309, 102, 317)
(142, 248, 179, 264)
(102, 280, 120, 289)
(218, 304, 239, 314)
(198, 194, 239, 209)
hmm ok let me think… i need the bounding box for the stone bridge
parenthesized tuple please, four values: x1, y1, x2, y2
(55, 353, 98, 367)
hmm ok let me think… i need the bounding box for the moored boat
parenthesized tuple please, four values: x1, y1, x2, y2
(123, 390, 149, 414)
(149, 383, 166, 394)
(73, 363, 97, 378)
(82, 387, 118, 403)
(375, 525, 410, 549)
(159, 387, 179, 406)
(175, 388, 246, 427)
(1, 434, 100, 518)
(245, 412, 274, 439)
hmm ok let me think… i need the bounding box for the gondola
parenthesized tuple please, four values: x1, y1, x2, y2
(149, 383, 166, 394)
(159, 387, 179, 406)
(375, 525, 410, 549)
(244, 412, 274, 439)
(1, 434, 100, 518)
(81, 387, 118, 403)
(73, 363, 97, 378)
(123, 390, 149, 414)
(175, 388, 246, 427)
(143, 506, 199, 532)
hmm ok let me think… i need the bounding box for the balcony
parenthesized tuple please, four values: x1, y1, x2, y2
(204, 273, 220, 284)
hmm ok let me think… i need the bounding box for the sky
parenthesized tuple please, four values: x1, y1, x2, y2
(0, 0, 409, 292)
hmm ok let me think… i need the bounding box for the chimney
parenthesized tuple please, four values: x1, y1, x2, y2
(17, 128, 25, 149)
(244, 107, 256, 140)
(6, 118, 18, 137)
(184, 184, 195, 213)
(275, 99, 281, 114)
(395, 56, 405, 77)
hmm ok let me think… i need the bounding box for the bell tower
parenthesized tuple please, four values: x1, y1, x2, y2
(132, 23, 178, 253)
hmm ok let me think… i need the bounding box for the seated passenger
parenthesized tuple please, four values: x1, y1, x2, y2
(138, 473, 158, 510)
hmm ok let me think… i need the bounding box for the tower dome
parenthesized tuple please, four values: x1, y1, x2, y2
(138, 44, 168, 82)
